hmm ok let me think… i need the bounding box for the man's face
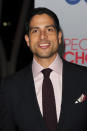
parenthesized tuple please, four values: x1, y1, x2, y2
(25, 14, 62, 60)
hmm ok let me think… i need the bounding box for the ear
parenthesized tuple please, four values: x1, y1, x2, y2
(58, 31, 62, 44)
(25, 34, 30, 47)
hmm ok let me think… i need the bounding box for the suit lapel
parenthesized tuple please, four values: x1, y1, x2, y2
(23, 64, 48, 131)
(57, 60, 83, 130)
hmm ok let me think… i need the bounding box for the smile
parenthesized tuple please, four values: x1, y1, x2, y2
(39, 43, 50, 49)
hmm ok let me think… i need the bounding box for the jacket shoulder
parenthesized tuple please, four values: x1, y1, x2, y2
(63, 59, 87, 72)
(1, 64, 33, 91)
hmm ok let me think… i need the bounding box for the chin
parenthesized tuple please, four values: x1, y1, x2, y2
(36, 53, 56, 59)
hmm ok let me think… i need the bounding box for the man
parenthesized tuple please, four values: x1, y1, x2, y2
(1, 7, 87, 131)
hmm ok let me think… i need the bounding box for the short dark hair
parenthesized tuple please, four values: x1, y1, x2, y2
(25, 7, 61, 35)
(25, 7, 65, 57)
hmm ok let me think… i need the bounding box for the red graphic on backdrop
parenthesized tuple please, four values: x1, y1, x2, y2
(63, 38, 87, 65)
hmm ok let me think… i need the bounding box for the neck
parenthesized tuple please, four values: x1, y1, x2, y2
(34, 54, 57, 68)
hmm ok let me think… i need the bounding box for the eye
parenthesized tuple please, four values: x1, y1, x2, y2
(31, 29, 38, 33)
(47, 27, 55, 32)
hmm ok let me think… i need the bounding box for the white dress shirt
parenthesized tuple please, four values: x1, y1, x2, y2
(32, 54, 63, 122)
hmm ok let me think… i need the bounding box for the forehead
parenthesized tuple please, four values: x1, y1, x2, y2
(29, 14, 55, 27)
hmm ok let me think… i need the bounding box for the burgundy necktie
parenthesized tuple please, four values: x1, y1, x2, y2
(42, 68, 57, 131)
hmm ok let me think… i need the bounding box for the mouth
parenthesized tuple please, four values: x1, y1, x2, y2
(39, 42, 50, 49)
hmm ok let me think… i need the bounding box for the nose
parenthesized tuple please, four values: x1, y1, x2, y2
(40, 30, 48, 40)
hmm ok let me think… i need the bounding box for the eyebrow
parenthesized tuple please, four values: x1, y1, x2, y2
(45, 25, 56, 28)
(29, 27, 39, 31)
(29, 24, 56, 31)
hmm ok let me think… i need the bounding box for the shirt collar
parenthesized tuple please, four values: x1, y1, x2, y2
(32, 54, 63, 77)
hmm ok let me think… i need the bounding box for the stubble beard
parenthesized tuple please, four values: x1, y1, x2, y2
(34, 49, 58, 59)
(29, 40, 59, 59)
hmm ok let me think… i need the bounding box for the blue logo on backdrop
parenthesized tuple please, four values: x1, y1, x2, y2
(84, 0, 87, 2)
(65, 0, 80, 5)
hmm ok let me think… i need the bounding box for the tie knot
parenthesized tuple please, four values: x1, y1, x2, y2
(42, 68, 52, 78)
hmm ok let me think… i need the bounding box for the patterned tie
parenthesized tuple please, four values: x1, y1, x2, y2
(42, 68, 57, 131)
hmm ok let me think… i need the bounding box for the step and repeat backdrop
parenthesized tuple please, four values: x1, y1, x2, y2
(35, 0, 87, 66)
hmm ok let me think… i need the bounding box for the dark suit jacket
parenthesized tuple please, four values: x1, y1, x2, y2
(1, 59, 87, 131)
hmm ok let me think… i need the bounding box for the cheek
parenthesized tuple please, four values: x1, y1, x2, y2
(53, 35, 59, 43)
(29, 37, 38, 49)
(52, 38, 59, 48)
(30, 34, 40, 41)
(51, 37, 58, 45)
(48, 35, 58, 41)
